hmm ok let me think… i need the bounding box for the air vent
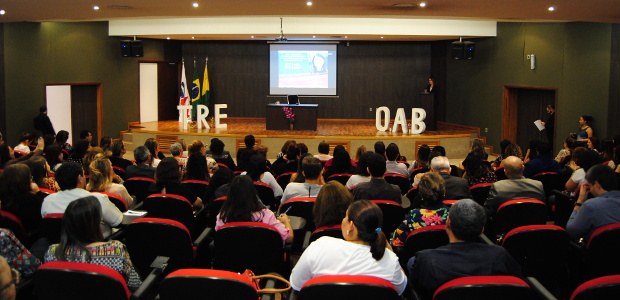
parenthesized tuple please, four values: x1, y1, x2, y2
(108, 5, 134, 10)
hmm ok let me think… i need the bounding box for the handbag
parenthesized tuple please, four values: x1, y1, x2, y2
(242, 269, 292, 299)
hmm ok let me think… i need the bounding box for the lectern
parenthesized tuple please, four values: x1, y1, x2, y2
(266, 104, 318, 130)
(419, 93, 436, 131)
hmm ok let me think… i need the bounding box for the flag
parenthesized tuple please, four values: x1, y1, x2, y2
(201, 57, 211, 108)
(178, 60, 190, 122)
(190, 58, 201, 120)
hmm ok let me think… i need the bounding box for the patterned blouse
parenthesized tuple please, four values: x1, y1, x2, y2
(44, 240, 142, 290)
(390, 205, 449, 247)
(0, 228, 41, 277)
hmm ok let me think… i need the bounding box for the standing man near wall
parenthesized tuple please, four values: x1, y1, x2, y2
(33, 106, 55, 136)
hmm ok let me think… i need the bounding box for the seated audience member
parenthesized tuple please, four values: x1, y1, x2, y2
(430, 156, 470, 200)
(125, 146, 156, 179)
(275, 140, 296, 159)
(0, 164, 43, 235)
(243, 153, 283, 198)
(206, 138, 236, 170)
(352, 153, 402, 204)
(207, 167, 233, 201)
(599, 138, 616, 169)
(99, 136, 112, 153)
(345, 151, 373, 190)
(555, 136, 576, 166)
(144, 138, 161, 168)
(236, 134, 256, 167)
(291, 200, 407, 295)
(79, 130, 95, 147)
(484, 156, 545, 220)
(408, 144, 431, 175)
(491, 139, 512, 169)
(313, 181, 353, 228)
(40, 162, 123, 237)
(291, 153, 314, 184)
(216, 175, 293, 243)
(462, 152, 497, 186)
(391, 173, 449, 248)
(87, 157, 134, 208)
(374, 141, 386, 157)
(352, 145, 367, 165)
(13, 132, 32, 154)
(81, 147, 104, 177)
(44, 144, 64, 172)
(44, 196, 142, 291)
(108, 140, 134, 171)
(183, 152, 210, 182)
(385, 143, 408, 177)
(409, 199, 521, 299)
(0, 256, 16, 300)
(253, 144, 273, 172)
(297, 143, 309, 156)
(523, 141, 561, 177)
(66, 139, 90, 165)
(27, 155, 60, 192)
(281, 156, 324, 203)
(314, 141, 333, 162)
(0, 143, 13, 169)
(567, 164, 620, 240)
(565, 147, 601, 195)
(0, 228, 41, 278)
(272, 141, 299, 176)
(54, 130, 72, 154)
(322, 145, 356, 180)
(169, 142, 187, 167)
(150, 157, 203, 210)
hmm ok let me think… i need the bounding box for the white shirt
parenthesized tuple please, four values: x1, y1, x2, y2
(345, 174, 371, 190)
(14, 143, 31, 153)
(241, 171, 283, 198)
(41, 188, 124, 237)
(290, 236, 407, 295)
(282, 182, 322, 203)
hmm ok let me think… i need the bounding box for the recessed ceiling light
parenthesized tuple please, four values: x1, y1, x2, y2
(93, 5, 100, 10)
(191, 36, 195, 39)
(380, 36, 384, 39)
(307, 1, 313, 6)
(548, 6, 555, 12)
(0, 10, 5, 15)
(419, 2, 427, 8)
(251, 35, 255, 39)
(313, 35, 316, 38)
(166, 37, 171, 40)
(344, 36, 348, 39)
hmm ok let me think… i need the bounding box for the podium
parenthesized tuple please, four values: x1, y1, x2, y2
(266, 104, 318, 130)
(419, 93, 436, 131)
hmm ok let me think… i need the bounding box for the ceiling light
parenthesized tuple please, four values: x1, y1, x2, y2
(192, 2, 199, 8)
(191, 36, 195, 39)
(251, 35, 255, 39)
(0, 10, 5, 15)
(166, 37, 171, 40)
(419, 2, 427, 7)
(93, 5, 100, 10)
(313, 35, 316, 38)
(548, 6, 555, 12)
(380, 36, 384, 39)
(306, 1, 313, 6)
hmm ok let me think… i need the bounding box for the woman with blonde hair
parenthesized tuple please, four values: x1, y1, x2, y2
(87, 157, 133, 207)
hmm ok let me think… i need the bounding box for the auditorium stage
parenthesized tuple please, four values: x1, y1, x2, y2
(125, 118, 480, 161)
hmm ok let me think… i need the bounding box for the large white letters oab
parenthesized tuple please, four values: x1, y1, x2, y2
(375, 106, 426, 134)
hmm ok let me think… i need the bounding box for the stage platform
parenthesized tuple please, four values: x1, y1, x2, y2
(123, 118, 480, 161)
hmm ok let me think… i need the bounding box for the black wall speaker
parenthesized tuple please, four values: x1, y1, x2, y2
(463, 41, 475, 60)
(120, 41, 131, 57)
(451, 41, 464, 60)
(451, 41, 475, 60)
(120, 40, 143, 57)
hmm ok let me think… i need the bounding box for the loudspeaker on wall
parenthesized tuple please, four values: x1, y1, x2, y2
(120, 40, 143, 57)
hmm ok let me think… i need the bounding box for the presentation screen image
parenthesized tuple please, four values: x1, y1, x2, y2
(269, 44, 337, 96)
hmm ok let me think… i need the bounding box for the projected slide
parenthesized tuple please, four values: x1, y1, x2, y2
(270, 44, 337, 96)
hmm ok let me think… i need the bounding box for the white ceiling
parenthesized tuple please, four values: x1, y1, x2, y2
(2, 0, 619, 41)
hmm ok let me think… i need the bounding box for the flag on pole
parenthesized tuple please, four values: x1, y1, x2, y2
(178, 60, 190, 122)
(201, 57, 210, 108)
(191, 58, 201, 120)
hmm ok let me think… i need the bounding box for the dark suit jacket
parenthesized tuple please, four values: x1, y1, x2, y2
(353, 178, 401, 204)
(125, 164, 156, 179)
(410, 242, 521, 300)
(33, 113, 55, 136)
(440, 173, 471, 200)
(484, 177, 545, 219)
